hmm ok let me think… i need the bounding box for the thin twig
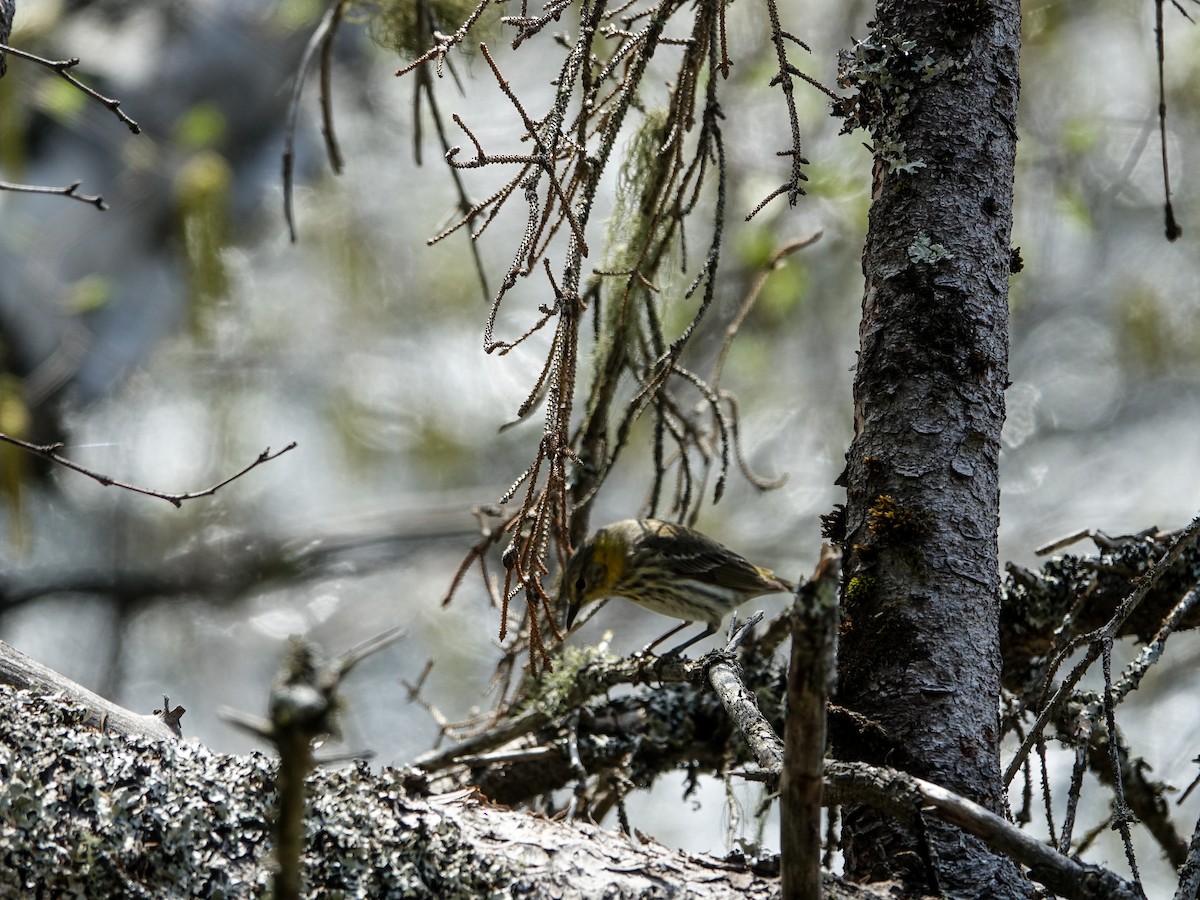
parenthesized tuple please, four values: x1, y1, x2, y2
(414, 75, 490, 300)
(711, 231, 821, 388)
(0, 43, 139, 133)
(0, 434, 298, 508)
(746, 0, 808, 218)
(282, 0, 350, 242)
(1100, 641, 1143, 886)
(0, 179, 107, 210)
(318, 0, 348, 176)
(1154, 0, 1182, 240)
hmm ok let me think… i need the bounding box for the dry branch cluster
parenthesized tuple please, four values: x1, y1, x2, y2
(1000, 523, 1200, 876)
(390, 0, 811, 672)
(414, 525, 1200, 895)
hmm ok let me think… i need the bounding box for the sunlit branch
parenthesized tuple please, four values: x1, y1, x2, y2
(395, 0, 493, 79)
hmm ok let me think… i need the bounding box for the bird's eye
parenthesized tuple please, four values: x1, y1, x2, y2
(574, 575, 587, 594)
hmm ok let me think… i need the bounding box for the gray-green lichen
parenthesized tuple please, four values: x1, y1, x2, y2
(0, 687, 520, 898)
(907, 233, 954, 265)
(835, 30, 964, 173)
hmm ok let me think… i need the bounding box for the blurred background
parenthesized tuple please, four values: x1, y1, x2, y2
(1, 0, 1199, 889)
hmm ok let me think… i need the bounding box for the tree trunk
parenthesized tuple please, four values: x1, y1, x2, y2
(834, 1, 1028, 896)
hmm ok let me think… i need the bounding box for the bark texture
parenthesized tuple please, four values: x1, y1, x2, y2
(835, 1, 1027, 896)
(1, 685, 904, 899)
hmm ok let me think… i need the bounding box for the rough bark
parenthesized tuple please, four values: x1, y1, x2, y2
(780, 549, 839, 899)
(0, 684, 902, 899)
(834, 1, 1027, 895)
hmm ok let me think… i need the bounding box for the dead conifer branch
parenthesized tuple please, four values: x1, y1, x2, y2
(745, 0, 809, 219)
(391, 0, 816, 668)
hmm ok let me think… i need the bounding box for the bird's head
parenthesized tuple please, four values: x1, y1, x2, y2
(561, 524, 630, 630)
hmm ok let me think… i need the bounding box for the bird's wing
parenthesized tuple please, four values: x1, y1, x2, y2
(642, 522, 789, 593)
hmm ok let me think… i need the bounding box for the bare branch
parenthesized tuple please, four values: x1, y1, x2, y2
(744, 0, 809, 218)
(1154, 0, 1183, 240)
(781, 549, 839, 900)
(0, 178, 107, 210)
(0, 42, 139, 133)
(282, 0, 351, 243)
(827, 763, 1144, 900)
(0, 433, 297, 508)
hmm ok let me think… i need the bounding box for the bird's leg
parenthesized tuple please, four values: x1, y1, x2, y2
(658, 622, 717, 658)
(639, 621, 691, 656)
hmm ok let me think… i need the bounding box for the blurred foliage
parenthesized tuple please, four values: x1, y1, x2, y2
(66, 275, 114, 313)
(173, 102, 228, 151)
(0, 63, 28, 172)
(277, 0, 325, 30)
(1060, 116, 1101, 158)
(0, 375, 30, 542)
(759, 264, 808, 325)
(175, 151, 233, 332)
(409, 416, 475, 487)
(35, 77, 87, 124)
(1115, 283, 1170, 374)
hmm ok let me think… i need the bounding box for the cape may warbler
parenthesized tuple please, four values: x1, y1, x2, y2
(561, 518, 794, 655)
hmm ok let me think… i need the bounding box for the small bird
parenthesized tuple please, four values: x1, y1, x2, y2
(561, 518, 795, 656)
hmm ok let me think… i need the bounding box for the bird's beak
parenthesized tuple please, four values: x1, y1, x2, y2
(564, 600, 580, 631)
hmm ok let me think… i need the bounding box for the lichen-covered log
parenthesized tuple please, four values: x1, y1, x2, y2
(0, 685, 811, 898)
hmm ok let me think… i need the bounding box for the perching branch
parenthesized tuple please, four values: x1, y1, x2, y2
(409, 587, 1142, 900)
